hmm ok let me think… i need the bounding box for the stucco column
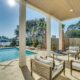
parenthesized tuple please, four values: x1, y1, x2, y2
(59, 22, 64, 51)
(46, 15, 51, 55)
(19, 0, 26, 67)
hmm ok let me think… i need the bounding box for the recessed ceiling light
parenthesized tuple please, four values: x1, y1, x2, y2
(69, 9, 73, 12)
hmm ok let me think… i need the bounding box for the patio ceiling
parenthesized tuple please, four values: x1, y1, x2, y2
(27, 0, 80, 21)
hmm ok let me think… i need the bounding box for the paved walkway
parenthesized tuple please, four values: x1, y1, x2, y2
(0, 59, 34, 80)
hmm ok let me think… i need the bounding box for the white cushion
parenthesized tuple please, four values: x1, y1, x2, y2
(69, 46, 79, 52)
(36, 57, 52, 64)
(40, 58, 51, 64)
(72, 62, 80, 70)
(35, 56, 53, 65)
(52, 64, 63, 78)
(47, 57, 53, 61)
(69, 50, 78, 54)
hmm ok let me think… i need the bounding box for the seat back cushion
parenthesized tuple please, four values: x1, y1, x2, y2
(69, 46, 79, 52)
(72, 62, 80, 70)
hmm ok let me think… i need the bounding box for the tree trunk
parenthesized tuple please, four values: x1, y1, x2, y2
(44, 29, 47, 49)
(62, 29, 65, 51)
(33, 34, 35, 47)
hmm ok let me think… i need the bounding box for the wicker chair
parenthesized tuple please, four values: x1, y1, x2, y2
(71, 60, 80, 75)
(31, 59, 65, 80)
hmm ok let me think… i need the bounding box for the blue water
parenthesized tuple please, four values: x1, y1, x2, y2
(0, 48, 36, 62)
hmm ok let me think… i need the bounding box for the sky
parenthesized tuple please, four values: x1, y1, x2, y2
(0, 0, 80, 38)
(62, 18, 80, 32)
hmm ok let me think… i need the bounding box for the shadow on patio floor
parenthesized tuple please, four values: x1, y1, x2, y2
(55, 75, 71, 80)
(72, 75, 80, 80)
(37, 75, 71, 80)
(20, 66, 34, 80)
(38, 76, 71, 80)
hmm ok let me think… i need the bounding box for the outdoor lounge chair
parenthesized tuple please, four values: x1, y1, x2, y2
(67, 46, 80, 61)
(31, 59, 65, 80)
(71, 60, 80, 75)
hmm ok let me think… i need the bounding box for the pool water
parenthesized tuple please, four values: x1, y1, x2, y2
(0, 48, 35, 62)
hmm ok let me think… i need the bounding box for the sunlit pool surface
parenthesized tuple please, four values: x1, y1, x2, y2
(0, 48, 36, 62)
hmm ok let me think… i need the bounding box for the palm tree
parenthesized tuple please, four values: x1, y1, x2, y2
(15, 25, 19, 38)
(15, 18, 47, 48)
(62, 24, 65, 51)
(32, 26, 36, 47)
(37, 18, 46, 49)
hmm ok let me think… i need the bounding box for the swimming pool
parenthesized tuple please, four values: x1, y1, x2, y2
(0, 48, 36, 62)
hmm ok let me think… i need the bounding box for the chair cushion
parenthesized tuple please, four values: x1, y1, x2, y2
(72, 62, 80, 70)
(69, 50, 78, 54)
(35, 56, 54, 67)
(52, 64, 63, 78)
(69, 46, 79, 52)
(40, 58, 52, 64)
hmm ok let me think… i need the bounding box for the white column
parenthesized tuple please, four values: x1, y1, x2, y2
(19, 0, 26, 67)
(59, 22, 64, 51)
(46, 15, 51, 55)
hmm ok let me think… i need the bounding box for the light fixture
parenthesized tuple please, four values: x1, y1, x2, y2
(69, 9, 73, 12)
(7, 0, 17, 7)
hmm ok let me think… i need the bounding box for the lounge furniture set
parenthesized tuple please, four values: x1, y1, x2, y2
(30, 46, 80, 80)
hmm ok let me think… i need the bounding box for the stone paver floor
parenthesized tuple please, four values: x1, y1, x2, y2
(0, 54, 80, 80)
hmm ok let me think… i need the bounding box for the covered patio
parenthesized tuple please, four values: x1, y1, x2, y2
(15, 0, 80, 80)
(0, 0, 80, 80)
(19, 0, 80, 66)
